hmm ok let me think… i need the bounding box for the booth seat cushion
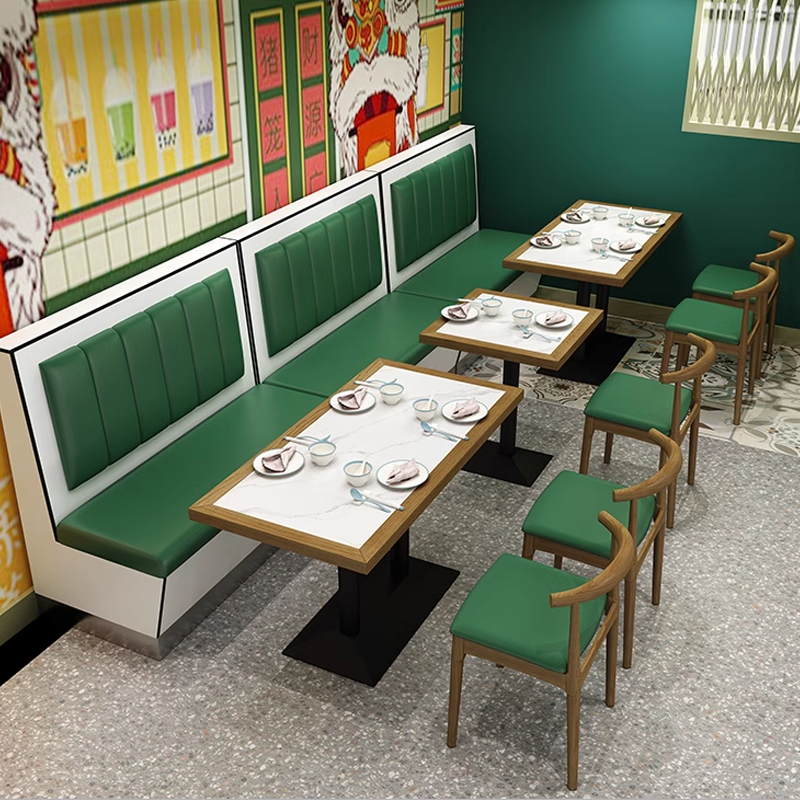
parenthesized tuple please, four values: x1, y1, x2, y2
(394, 229, 529, 302)
(56, 384, 320, 578)
(264, 292, 445, 397)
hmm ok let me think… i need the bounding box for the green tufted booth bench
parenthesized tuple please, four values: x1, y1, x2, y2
(39, 269, 319, 579)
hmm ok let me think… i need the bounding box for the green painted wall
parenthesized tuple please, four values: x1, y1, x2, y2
(462, 0, 800, 326)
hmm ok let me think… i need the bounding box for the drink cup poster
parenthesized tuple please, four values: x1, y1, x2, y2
(36, 0, 232, 225)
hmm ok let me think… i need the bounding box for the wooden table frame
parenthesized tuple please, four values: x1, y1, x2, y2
(420, 289, 603, 486)
(189, 359, 523, 685)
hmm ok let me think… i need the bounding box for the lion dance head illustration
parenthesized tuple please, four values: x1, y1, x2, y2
(0, 0, 55, 336)
(329, 0, 420, 177)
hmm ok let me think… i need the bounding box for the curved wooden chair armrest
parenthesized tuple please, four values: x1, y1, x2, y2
(550, 512, 635, 608)
(756, 231, 795, 262)
(660, 333, 717, 384)
(612, 429, 683, 501)
(732, 264, 776, 300)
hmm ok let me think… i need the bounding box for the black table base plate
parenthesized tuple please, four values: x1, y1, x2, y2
(538, 331, 635, 386)
(462, 440, 553, 487)
(282, 557, 458, 686)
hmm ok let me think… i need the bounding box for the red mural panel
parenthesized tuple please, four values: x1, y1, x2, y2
(304, 151, 327, 196)
(264, 167, 289, 213)
(255, 21, 284, 93)
(301, 84, 326, 149)
(259, 96, 286, 163)
(298, 12, 324, 81)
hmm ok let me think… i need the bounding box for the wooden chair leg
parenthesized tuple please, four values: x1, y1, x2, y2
(652, 526, 665, 606)
(522, 533, 535, 560)
(677, 342, 689, 370)
(752, 327, 764, 387)
(688, 416, 699, 486)
(579, 417, 594, 474)
(733, 349, 746, 425)
(767, 296, 777, 354)
(606, 611, 619, 708)
(667, 478, 676, 529)
(446, 637, 466, 748)
(622, 571, 636, 669)
(566, 691, 581, 791)
(747, 341, 757, 395)
(554, 554, 563, 570)
(603, 432, 613, 464)
(660, 331, 674, 375)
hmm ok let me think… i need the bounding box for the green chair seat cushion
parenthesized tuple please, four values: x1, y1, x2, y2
(394, 229, 530, 303)
(522, 470, 656, 558)
(263, 292, 445, 397)
(584, 372, 692, 434)
(56, 384, 320, 578)
(692, 264, 759, 299)
(666, 298, 753, 345)
(450, 553, 606, 674)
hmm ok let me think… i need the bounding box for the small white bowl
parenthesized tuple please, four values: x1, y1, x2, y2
(619, 212, 635, 227)
(344, 460, 373, 487)
(309, 441, 336, 466)
(592, 237, 609, 252)
(563, 229, 581, 245)
(512, 308, 533, 328)
(593, 205, 608, 220)
(380, 383, 404, 404)
(413, 398, 439, 421)
(482, 298, 503, 317)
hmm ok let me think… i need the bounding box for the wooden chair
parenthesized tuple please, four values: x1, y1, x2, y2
(580, 333, 716, 529)
(522, 429, 681, 669)
(663, 264, 776, 426)
(692, 231, 794, 354)
(447, 511, 635, 791)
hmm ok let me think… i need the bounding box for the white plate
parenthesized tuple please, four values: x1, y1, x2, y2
(534, 310, 574, 329)
(441, 304, 480, 322)
(330, 390, 377, 413)
(530, 235, 562, 249)
(636, 215, 665, 227)
(253, 448, 305, 477)
(376, 460, 430, 490)
(561, 212, 590, 224)
(441, 399, 489, 423)
(609, 240, 642, 254)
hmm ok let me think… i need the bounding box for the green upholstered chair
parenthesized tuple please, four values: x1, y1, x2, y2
(522, 429, 681, 670)
(447, 511, 635, 791)
(580, 334, 716, 529)
(663, 264, 776, 427)
(692, 231, 794, 355)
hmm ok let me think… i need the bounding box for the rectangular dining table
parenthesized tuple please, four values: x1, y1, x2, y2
(503, 199, 682, 384)
(419, 289, 603, 486)
(189, 359, 522, 686)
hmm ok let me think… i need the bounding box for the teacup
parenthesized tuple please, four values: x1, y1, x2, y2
(413, 398, 439, 421)
(618, 212, 635, 228)
(309, 441, 336, 466)
(343, 460, 373, 487)
(482, 297, 503, 317)
(380, 383, 404, 405)
(512, 308, 534, 328)
(563, 229, 581, 245)
(591, 237, 609, 252)
(593, 205, 609, 220)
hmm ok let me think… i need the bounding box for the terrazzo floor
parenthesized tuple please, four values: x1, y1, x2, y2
(1, 397, 799, 799)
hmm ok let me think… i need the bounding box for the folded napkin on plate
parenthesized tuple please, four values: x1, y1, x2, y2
(544, 309, 568, 325)
(564, 211, 585, 222)
(451, 398, 480, 419)
(535, 234, 555, 247)
(261, 444, 295, 473)
(337, 386, 367, 409)
(618, 239, 637, 251)
(447, 302, 471, 319)
(643, 214, 661, 225)
(386, 459, 420, 485)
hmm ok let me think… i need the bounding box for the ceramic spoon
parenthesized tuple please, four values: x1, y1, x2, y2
(420, 420, 459, 442)
(350, 487, 392, 512)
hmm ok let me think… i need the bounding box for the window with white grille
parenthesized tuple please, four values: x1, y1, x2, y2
(683, 0, 800, 143)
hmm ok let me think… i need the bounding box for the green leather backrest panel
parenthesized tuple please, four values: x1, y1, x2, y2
(390, 144, 478, 271)
(40, 270, 244, 490)
(255, 194, 383, 356)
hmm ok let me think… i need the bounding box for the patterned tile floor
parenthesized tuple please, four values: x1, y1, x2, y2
(464, 314, 800, 457)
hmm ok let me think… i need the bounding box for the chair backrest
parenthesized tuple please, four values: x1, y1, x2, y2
(612, 428, 683, 539)
(756, 230, 795, 275)
(659, 333, 716, 436)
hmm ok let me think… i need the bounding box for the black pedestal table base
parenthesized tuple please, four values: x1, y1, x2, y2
(538, 330, 635, 386)
(282, 532, 458, 686)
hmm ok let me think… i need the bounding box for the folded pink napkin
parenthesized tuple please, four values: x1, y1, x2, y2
(535, 234, 554, 247)
(386, 459, 420, 485)
(643, 215, 661, 225)
(544, 309, 567, 325)
(337, 386, 367, 410)
(451, 398, 480, 419)
(565, 211, 584, 222)
(618, 239, 637, 251)
(447, 303, 471, 319)
(261, 444, 295, 473)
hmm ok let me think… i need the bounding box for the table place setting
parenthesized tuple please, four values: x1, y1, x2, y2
(211, 364, 506, 549)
